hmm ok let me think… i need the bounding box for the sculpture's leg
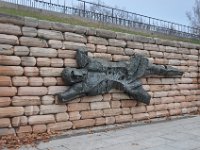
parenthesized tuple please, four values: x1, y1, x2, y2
(56, 83, 85, 103)
(124, 85, 151, 105)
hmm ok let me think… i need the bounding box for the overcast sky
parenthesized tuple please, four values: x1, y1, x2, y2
(50, 0, 196, 26)
(96, 0, 196, 26)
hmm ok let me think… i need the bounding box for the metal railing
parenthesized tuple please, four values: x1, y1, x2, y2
(1, 0, 200, 39)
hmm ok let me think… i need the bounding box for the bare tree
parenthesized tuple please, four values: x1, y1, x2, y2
(89, 0, 111, 15)
(73, 0, 145, 26)
(113, 6, 127, 18)
(74, 0, 128, 18)
(186, 0, 200, 29)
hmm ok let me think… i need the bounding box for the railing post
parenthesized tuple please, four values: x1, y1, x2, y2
(50, 0, 51, 11)
(112, 8, 114, 23)
(83, 1, 86, 17)
(64, 0, 66, 13)
(148, 17, 150, 31)
(199, 29, 200, 39)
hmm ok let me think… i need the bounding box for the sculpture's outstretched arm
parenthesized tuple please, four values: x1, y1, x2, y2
(76, 48, 91, 68)
(56, 83, 85, 103)
(145, 64, 183, 77)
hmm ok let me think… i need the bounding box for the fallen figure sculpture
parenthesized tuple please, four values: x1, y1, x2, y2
(56, 48, 183, 105)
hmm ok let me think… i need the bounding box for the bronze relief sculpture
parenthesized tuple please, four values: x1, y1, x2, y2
(56, 48, 183, 105)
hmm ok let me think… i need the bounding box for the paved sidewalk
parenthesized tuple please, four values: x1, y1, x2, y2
(23, 116, 200, 150)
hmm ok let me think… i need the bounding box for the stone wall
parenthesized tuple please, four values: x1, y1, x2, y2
(0, 13, 200, 136)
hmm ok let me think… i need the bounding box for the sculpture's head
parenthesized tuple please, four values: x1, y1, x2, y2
(61, 68, 87, 85)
